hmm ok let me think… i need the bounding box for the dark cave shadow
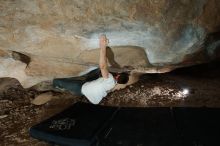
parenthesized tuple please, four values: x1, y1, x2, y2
(170, 60, 220, 79)
(106, 46, 121, 68)
(12, 51, 31, 67)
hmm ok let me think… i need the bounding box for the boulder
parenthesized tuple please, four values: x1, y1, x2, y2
(31, 92, 54, 105)
(0, 0, 219, 87)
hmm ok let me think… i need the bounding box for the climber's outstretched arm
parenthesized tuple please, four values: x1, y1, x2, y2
(99, 35, 109, 79)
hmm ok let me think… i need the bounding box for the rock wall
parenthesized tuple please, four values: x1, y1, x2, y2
(0, 0, 220, 87)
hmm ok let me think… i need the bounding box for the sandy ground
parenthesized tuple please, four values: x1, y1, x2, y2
(0, 61, 220, 146)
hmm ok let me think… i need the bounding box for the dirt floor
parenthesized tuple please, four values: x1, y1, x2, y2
(0, 61, 220, 146)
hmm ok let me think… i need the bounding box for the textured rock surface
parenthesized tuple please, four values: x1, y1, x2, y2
(0, 0, 220, 87)
(31, 92, 54, 105)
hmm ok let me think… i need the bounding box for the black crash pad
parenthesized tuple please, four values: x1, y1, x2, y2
(174, 107, 220, 146)
(30, 102, 118, 146)
(98, 107, 183, 146)
(30, 102, 220, 146)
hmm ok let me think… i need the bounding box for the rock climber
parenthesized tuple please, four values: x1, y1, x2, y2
(81, 34, 130, 104)
(53, 34, 129, 104)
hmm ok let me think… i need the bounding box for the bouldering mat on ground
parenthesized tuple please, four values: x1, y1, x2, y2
(173, 107, 220, 146)
(98, 107, 183, 146)
(30, 102, 118, 146)
(30, 102, 220, 146)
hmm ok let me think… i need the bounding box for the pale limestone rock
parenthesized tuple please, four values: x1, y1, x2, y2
(25, 56, 87, 78)
(31, 92, 54, 105)
(78, 46, 150, 67)
(0, 58, 27, 86)
(0, 115, 8, 119)
(0, 0, 219, 88)
(0, 49, 9, 57)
